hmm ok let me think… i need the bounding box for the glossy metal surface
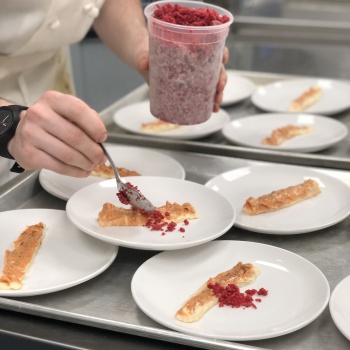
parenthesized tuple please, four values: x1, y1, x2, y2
(0, 150, 349, 350)
(3, 1, 350, 341)
(102, 70, 350, 171)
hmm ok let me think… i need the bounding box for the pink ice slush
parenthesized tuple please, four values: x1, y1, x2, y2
(145, 1, 234, 125)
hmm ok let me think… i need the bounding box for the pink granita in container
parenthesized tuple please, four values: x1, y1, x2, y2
(144, 1, 234, 125)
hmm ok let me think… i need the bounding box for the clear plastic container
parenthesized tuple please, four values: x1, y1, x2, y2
(144, 1, 234, 125)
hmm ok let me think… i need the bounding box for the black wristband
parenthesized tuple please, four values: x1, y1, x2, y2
(10, 162, 25, 173)
(0, 105, 28, 160)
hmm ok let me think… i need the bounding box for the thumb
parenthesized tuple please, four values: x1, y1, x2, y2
(138, 51, 149, 83)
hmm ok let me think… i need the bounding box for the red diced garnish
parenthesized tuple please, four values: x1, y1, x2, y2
(207, 283, 268, 310)
(154, 4, 230, 26)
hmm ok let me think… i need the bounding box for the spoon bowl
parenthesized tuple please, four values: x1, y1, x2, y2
(100, 143, 155, 213)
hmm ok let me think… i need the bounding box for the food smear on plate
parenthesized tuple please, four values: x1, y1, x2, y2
(261, 124, 314, 146)
(176, 262, 263, 323)
(98, 200, 198, 236)
(91, 164, 141, 179)
(146, 3, 233, 125)
(243, 179, 321, 216)
(288, 86, 323, 112)
(140, 119, 180, 133)
(0, 222, 45, 290)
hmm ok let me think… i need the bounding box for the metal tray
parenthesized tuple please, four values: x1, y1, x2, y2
(1, 70, 350, 349)
(101, 70, 350, 171)
(1, 149, 350, 350)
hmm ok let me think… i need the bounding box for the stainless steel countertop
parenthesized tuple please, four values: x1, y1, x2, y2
(1, 1, 350, 346)
(220, 0, 350, 45)
(1, 68, 350, 349)
(0, 149, 349, 350)
(101, 71, 350, 171)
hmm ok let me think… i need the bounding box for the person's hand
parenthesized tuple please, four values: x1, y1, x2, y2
(135, 34, 150, 83)
(8, 91, 107, 177)
(136, 44, 229, 113)
(213, 47, 229, 112)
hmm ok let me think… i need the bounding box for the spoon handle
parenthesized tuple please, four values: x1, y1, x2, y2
(100, 143, 122, 189)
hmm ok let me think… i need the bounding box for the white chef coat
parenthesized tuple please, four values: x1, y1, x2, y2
(0, 0, 105, 186)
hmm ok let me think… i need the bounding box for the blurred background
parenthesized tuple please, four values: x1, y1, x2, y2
(70, 0, 350, 112)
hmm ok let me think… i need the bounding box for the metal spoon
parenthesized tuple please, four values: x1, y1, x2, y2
(100, 143, 155, 213)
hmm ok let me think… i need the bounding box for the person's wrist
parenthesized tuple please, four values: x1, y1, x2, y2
(7, 107, 27, 156)
(134, 32, 149, 80)
(6, 107, 28, 173)
(0, 105, 28, 160)
(0, 98, 13, 107)
(7, 137, 15, 160)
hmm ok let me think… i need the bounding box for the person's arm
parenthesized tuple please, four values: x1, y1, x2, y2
(0, 98, 13, 106)
(93, 0, 149, 80)
(93, 0, 228, 112)
(4, 92, 107, 177)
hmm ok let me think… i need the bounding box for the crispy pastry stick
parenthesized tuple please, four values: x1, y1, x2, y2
(243, 179, 321, 216)
(140, 120, 180, 132)
(288, 86, 323, 112)
(91, 164, 141, 179)
(175, 262, 260, 323)
(0, 222, 45, 290)
(261, 124, 314, 146)
(98, 201, 198, 227)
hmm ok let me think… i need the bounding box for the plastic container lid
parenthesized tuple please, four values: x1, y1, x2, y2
(144, 1, 234, 44)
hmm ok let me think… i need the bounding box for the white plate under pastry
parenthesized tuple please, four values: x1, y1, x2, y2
(329, 275, 350, 340)
(39, 144, 185, 201)
(0, 209, 117, 297)
(251, 78, 350, 115)
(205, 164, 350, 234)
(66, 176, 235, 250)
(221, 71, 256, 106)
(113, 100, 230, 140)
(131, 240, 330, 341)
(221, 113, 348, 153)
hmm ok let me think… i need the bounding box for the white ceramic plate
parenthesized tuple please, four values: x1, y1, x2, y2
(221, 71, 256, 106)
(113, 100, 230, 140)
(251, 78, 350, 115)
(0, 209, 117, 297)
(131, 240, 330, 341)
(330, 275, 350, 340)
(205, 164, 350, 234)
(66, 176, 235, 250)
(221, 113, 348, 153)
(39, 144, 185, 200)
